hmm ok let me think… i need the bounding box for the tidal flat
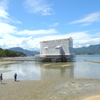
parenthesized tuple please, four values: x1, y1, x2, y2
(0, 78, 100, 100)
(0, 56, 100, 100)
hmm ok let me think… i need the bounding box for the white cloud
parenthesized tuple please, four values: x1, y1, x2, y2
(16, 28, 58, 36)
(0, 0, 21, 24)
(0, 0, 9, 10)
(80, 23, 91, 26)
(34, 31, 100, 49)
(0, 1, 99, 50)
(63, 31, 100, 48)
(24, 0, 54, 15)
(70, 12, 100, 25)
(0, 8, 8, 19)
(49, 22, 59, 27)
(0, 10, 21, 23)
(0, 30, 100, 50)
(0, 6, 56, 49)
(0, 0, 9, 22)
(0, 22, 17, 35)
(24, 31, 100, 50)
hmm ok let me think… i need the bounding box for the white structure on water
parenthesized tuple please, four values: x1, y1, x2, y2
(40, 37, 73, 57)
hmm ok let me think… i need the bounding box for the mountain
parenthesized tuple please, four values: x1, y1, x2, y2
(8, 44, 100, 56)
(9, 47, 39, 56)
(73, 44, 100, 54)
(0, 48, 26, 57)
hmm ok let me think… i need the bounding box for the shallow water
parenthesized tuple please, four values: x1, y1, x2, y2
(0, 55, 100, 80)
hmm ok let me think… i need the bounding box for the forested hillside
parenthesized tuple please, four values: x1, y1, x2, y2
(9, 47, 39, 56)
(73, 44, 100, 55)
(0, 48, 26, 57)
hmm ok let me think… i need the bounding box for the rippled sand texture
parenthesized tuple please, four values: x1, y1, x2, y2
(0, 79, 100, 100)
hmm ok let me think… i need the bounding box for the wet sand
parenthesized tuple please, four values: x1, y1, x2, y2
(84, 60, 100, 64)
(0, 57, 34, 67)
(0, 57, 18, 66)
(0, 79, 100, 100)
(0, 58, 100, 100)
(83, 95, 100, 100)
(0, 61, 15, 66)
(0, 58, 16, 73)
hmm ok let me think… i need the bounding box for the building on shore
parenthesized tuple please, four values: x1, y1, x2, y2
(38, 37, 75, 62)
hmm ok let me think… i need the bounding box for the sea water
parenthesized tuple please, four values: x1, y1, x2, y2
(0, 55, 100, 80)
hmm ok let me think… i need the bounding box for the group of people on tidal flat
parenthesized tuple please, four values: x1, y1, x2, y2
(0, 73, 17, 84)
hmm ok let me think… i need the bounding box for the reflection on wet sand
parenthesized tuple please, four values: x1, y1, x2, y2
(40, 62, 74, 80)
(0, 55, 100, 80)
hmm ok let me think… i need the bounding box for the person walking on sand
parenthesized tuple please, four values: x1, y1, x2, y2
(0, 73, 3, 84)
(14, 73, 17, 81)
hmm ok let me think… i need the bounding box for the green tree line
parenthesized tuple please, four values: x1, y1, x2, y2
(0, 48, 26, 57)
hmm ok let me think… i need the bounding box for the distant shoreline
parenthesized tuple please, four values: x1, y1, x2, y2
(84, 60, 100, 64)
(76, 54, 100, 55)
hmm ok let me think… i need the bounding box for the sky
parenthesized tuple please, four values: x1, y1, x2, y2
(0, 0, 100, 51)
